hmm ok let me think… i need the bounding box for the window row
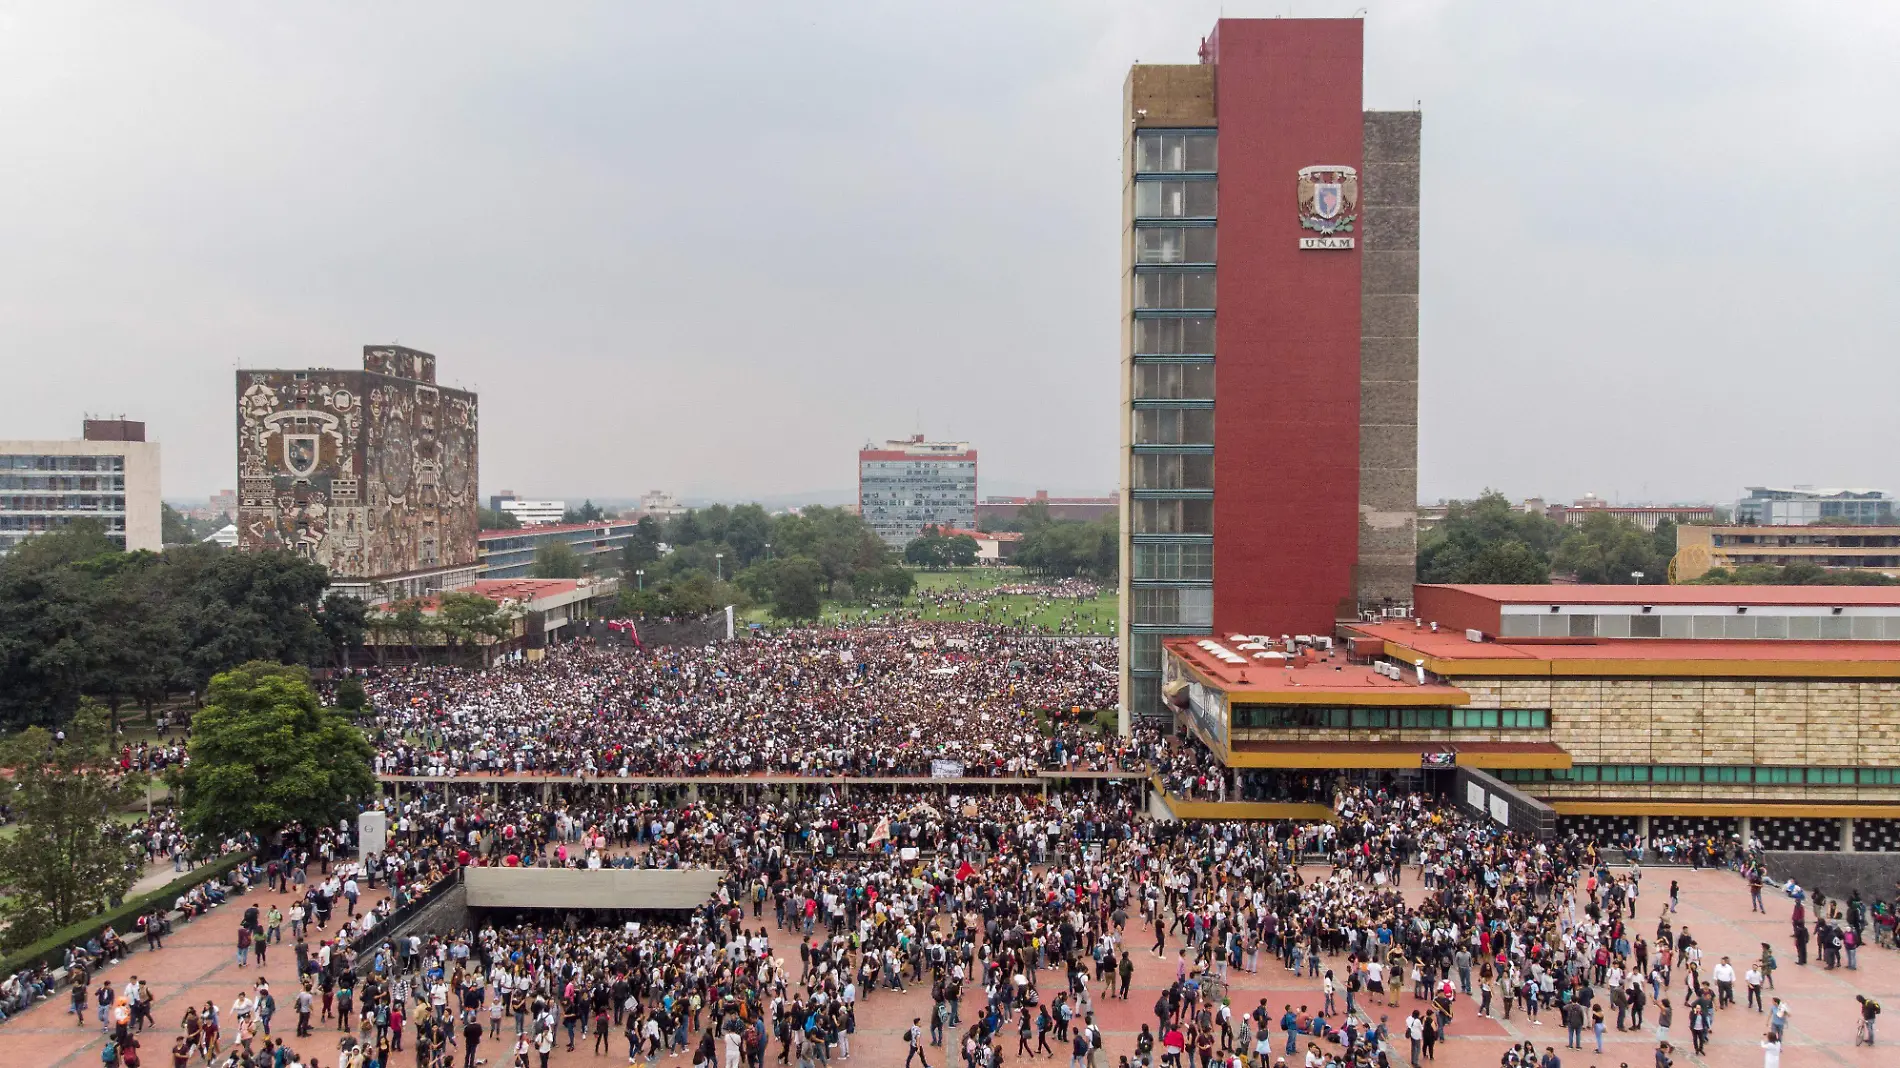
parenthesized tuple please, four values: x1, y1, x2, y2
(1131, 452, 1214, 491)
(1134, 317, 1215, 355)
(1135, 130, 1217, 173)
(1134, 270, 1215, 310)
(1131, 499, 1213, 535)
(1132, 586, 1213, 627)
(1136, 226, 1217, 264)
(1499, 611, 1900, 642)
(0, 455, 126, 472)
(1135, 179, 1217, 219)
(1133, 362, 1214, 401)
(1496, 765, 1900, 786)
(1132, 540, 1214, 581)
(1132, 408, 1214, 445)
(1231, 706, 1550, 730)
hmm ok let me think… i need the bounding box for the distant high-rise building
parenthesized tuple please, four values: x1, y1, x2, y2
(1736, 486, 1893, 526)
(1119, 18, 1421, 726)
(0, 419, 161, 554)
(236, 345, 479, 603)
(635, 490, 688, 520)
(858, 436, 978, 547)
(498, 499, 566, 526)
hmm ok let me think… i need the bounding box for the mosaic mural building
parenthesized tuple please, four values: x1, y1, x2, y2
(236, 346, 479, 602)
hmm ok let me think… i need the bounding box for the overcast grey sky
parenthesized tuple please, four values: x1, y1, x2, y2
(3, 2, 1896, 507)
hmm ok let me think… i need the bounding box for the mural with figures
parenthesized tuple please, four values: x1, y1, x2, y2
(235, 347, 478, 582)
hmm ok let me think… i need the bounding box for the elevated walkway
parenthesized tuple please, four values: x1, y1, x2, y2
(464, 867, 722, 910)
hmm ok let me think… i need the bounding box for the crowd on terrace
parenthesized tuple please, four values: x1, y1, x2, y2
(362, 626, 1130, 780)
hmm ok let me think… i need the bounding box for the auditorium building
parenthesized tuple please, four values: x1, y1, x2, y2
(1118, 17, 1420, 726)
(1159, 584, 1900, 853)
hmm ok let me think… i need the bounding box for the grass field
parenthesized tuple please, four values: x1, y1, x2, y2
(741, 566, 1118, 634)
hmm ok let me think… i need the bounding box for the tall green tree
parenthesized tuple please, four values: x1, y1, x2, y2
(530, 540, 585, 578)
(478, 507, 521, 530)
(766, 557, 826, 621)
(1417, 491, 1563, 584)
(435, 592, 519, 663)
(0, 701, 146, 949)
(1016, 516, 1118, 579)
(170, 661, 376, 842)
(562, 500, 605, 524)
(161, 503, 194, 546)
(620, 516, 662, 576)
(1550, 512, 1668, 584)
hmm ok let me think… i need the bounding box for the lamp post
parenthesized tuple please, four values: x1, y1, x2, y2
(715, 553, 725, 582)
(635, 568, 645, 592)
(765, 542, 773, 561)
(1631, 570, 1645, 585)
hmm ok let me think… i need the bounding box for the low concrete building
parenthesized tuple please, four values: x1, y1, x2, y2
(0, 419, 161, 554)
(1159, 583, 1900, 853)
(1676, 523, 1900, 580)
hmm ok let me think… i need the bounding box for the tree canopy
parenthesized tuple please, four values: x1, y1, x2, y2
(478, 507, 521, 530)
(0, 525, 357, 728)
(617, 503, 902, 617)
(1015, 516, 1118, 579)
(0, 700, 147, 949)
(530, 540, 585, 578)
(170, 661, 376, 842)
(1691, 563, 1900, 586)
(904, 527, 980, 570)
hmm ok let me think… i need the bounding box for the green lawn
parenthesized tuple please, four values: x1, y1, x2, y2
(740, 567, 1117, 635)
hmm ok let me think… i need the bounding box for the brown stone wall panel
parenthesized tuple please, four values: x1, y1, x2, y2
(1361, 250, 1419, 297)
(1585, 681, 1654, 764)
(1361, 337, 1418, 384)
(1360, 376, 1419, 425)
(1700, 683, 1757, 763)
(1129, 66, 1216, 126)
(1361, 293, 1418, 340)
(1858, 682, 1900, 765)
(1360, 162, 1419, 210)
(1807, 682, 1862, 766)
(1461, 680, 1503, 710)
(1751, 681, 1811, 765)
(1362, 111, 1421, 164)
(1359, 206, 1420, 253)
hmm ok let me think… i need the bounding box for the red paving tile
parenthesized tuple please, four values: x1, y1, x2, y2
(4, 866, 1896, 1068)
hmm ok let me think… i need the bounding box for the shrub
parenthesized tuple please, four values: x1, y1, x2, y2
(0, 852, 252, 977)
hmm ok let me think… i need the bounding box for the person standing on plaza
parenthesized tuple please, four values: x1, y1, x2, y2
(1744, 962, 1764, 1011)
(1856, 994, 1880, 1046)
(1760, 1031, 1782, 1068)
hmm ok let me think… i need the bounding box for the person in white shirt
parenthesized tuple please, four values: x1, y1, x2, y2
(1714, 957, 1737, 1008)
(1744, 966, 1764, 1011)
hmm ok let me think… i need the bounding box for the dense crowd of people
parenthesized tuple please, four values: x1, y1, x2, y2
(363, 626, 1130, 779)
(13, 614, 1900, 1068)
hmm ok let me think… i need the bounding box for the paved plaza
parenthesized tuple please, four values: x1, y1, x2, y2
(5, 866, 1894, 1068)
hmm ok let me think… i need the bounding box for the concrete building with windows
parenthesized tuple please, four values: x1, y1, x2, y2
(979, 491, 1117, 527)
(1737, 486, 1893, 526)
(479, 520, 639, 579)
(858, 436, 978, 547)
(1158, 583, 1900, 852)
(498, 499, 566, 527)
(1674, 523, 1900, 580)
(0, 419, 162, 555)
(1545, 495, 1716, 531)
(1119, 18, 1420, 728)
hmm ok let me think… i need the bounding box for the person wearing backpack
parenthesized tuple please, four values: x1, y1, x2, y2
(1857, 995, 1880, 1046)
(905, 1017, 931, 1068)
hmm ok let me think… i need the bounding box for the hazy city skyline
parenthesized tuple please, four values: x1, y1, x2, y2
(4, 2, 1896, 507)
